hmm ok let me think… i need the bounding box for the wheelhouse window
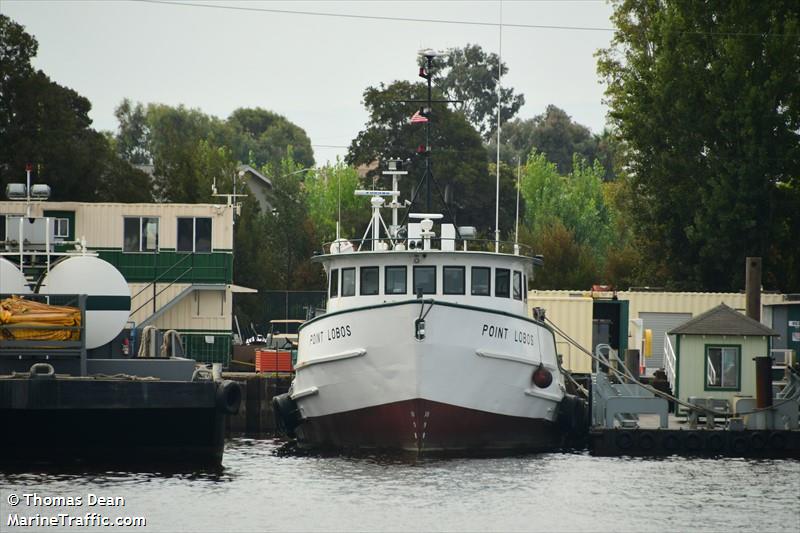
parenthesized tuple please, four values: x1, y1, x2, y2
(341, 268, 356, 297)
(329, 269, 339, 298)
(443, 266, 465, 295)
(471, 267, 490, 296)
(177, 217, 212, 252)
(523, 275, 528, 301)
(385, 266, 407, 294)
(513, 271, 523, 300)
(706, 346, 740, 390)
(123, 217, 159, 253)
(413, 266, 436, 295)
(495, 268, 510, 298)
(360, 267, 379, 295)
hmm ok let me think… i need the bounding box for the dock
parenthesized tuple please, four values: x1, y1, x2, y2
(223, 372, 291, 435)
(590, 414, 800, 458)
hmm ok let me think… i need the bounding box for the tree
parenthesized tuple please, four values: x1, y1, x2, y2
(304, 161, 363, 243)
(0, 15, 152, 202)
(226, 108, 314, 169)
(597, 0, 800, 291)
(424, 44, 525, 139)
(347, 80, 504, 232)
(489, 105, 609, 177)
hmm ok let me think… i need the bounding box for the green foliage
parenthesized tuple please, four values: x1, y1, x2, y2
(521, 151, 612, 254)
(305, 162, 363, 243)
(0, 16, 152, 202)
(522, 221, 598, 290)
(227, 107, 314, 169)
(597, 0, 800, 291)
(346, 80, 505, 232)
(422, 44, 525, 139)
(489, 105, 619, 180)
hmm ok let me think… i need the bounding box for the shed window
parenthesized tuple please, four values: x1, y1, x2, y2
(360, 267, 379, 295)
(341, 268, 355, 297)
(123, 217, 159, 253)
(471, 267, 490, 296)
(178, 217, 212, 252)
(385, 266, 407, 294)
(513, 271, 522, 300)
(706, 346, 740, 390)
(443, 266, 465, 295)
(53, 218, 69, 238)
(413, 266, 436, 295)
(495, 268, 510, 298)
(329, 269, 339, 298)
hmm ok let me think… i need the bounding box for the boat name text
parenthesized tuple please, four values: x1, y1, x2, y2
(481, 324, 537, 346)
(308, 325, 352, 345)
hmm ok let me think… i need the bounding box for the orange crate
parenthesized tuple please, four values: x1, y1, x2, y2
(255, 350, 293, 372)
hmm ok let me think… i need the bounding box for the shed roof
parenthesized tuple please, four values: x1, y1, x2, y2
(668, 303, 778, 336)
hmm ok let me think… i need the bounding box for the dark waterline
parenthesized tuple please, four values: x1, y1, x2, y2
(1, 437, 798, 532)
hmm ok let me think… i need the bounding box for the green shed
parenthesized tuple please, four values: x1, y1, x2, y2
(666, 303, 778, 408)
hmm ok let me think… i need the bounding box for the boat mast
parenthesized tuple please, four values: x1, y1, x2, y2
(494, 2, 503, 254)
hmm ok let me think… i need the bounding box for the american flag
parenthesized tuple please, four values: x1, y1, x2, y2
(410, 110, 429, 124)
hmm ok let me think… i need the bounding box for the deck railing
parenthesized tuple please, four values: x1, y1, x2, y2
(664, 334, 677, 390)
(321, 237, 539, 260)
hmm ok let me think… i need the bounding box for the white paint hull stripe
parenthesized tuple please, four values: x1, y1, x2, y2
(291, 386, 320, 400)
(295, 349, 366, 370)
(524, 388, 563, 402)
(476, 349, 556, 370)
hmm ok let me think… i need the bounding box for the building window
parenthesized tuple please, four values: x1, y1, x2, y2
(341, 268, 356, 297)
(413, 266, 436, 295)
(471, 267, 490, 296)
(53, 218, 69, 238)
(177, 217, 212, 253)
(123, 217, 159, 253)
(513, 271, 522, 300)
(385, 266, 407, 295)
(495, 268, 510, 298)
(443, 266, 465, 295)
(706, 346, 740, 390)
(360, 266, 379, 295)
(329, 269, 339, 298)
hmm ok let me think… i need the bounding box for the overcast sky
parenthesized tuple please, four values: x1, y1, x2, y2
(2, 0, 616, 165)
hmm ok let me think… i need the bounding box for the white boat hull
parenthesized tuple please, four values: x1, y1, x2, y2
(292, 299, 565, 453)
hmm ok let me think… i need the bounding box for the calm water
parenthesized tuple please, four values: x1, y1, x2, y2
(1, 438, 798, 532)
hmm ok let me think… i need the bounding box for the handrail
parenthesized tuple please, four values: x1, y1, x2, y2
(319, 237, 539, 260)
(131, 252, 194, 300)
(664, 334, 676, 390)
(129, 253, 195, 319)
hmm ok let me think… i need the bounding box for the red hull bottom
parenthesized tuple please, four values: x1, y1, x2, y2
(295, 399, 562, 455)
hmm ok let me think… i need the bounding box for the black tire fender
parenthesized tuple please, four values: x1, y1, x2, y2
(615, 431, 634, 450)
(662, 433, 681, 452)
(768, 432, 787, 451)
(749, 432, 768, 451)
(216, 380, 242, 415)
(731, 435, 749, 455)
(637, 432, 655, 451)
(685, 433, 704, 452)
(706, 433, 725, 452)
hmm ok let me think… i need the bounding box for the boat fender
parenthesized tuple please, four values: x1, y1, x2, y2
(615, 431, 634, 450)
(215, 380, 242, 415)
(637, 432, 655, 451)
(749, 432, 767, 451)
(557, 394, 588, 437)
(662, 433, 681, 453)
(29, 363, 55, 380)
(685, 433, 704, 452)
(272, 393, 302, 438)
(731, 435, 749, 455)
(532, 364, 553, 389)
(706, 432, 724, 452)
(767, 432, 787, 451)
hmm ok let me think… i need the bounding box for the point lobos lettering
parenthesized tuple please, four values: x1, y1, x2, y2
(481, 324, 537, 346)
(308, 324, 352, 345)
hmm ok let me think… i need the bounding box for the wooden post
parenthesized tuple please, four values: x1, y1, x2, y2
(625, 349, 640, 382)
(745, 257, 761, 322)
